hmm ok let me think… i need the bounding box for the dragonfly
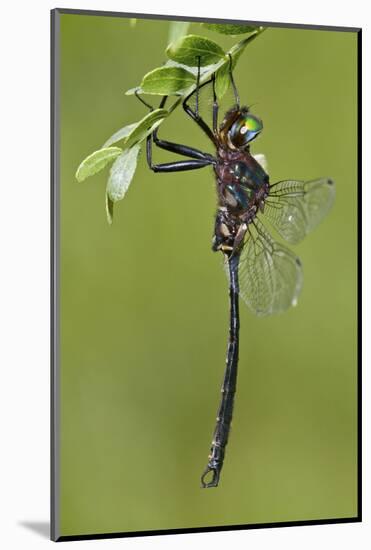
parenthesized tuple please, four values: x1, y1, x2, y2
(137, 56, 335, 488)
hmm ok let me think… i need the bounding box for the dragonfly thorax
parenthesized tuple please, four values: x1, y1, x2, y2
(214, 148, 269, 215)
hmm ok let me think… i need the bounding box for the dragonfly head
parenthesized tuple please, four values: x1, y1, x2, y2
(220, 106, 263, 150)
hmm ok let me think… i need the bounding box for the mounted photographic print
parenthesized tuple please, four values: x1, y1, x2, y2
(51, 8, 361, 542)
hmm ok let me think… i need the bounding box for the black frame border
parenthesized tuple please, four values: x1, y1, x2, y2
(51, 7, 362, 543)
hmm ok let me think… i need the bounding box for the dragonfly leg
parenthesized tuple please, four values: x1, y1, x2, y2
(212, 73, 218, 133)
(134, 89, 154, 111)
(228, 54, 240, 108)
(146, 134, 212, 173)
(152, 126, 215, 162)
(195, 56, 201, 118)
(183, 80, 217, 145)
(136, 93, 216, 162)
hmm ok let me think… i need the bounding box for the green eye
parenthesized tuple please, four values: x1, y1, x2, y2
(229, 114, 263, 147)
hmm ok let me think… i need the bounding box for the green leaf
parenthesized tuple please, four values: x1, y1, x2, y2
(75, 147, 122, 182)
(215, 61, 230, 99)
(105, 193, 114, 225)
(106, 144, 141, 203)
(168, 21, 190, 45)
(102, 123, 137, 148)
(170, 29, 265, 100)
(124, 108, 168, 149)
(202, 23, 257, 35)
(125, 86, 143, 95)
(141, 66, 196, 95)
(166, 34, 225, 66)
(164, 59, 216, 77)
(128, 28, 266, 99)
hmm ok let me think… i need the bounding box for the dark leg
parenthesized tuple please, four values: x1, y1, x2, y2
(146, 134, 212, 173)
(183, 78, 216, 145)
(152, 112, 215, 161)
(134, 89, 154, 111)
(195, 56, 201, 118)
(228, 54, 240, 108)
(153, 129, 215, 162)
(212, 73, 218, 133)
(201, 252, 240, 488)
(136, 93, 216, 162)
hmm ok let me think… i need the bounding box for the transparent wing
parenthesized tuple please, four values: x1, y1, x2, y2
(264, 178, 335, 244)
(252, 153, 268, 173)
(231, 218, 303, 316)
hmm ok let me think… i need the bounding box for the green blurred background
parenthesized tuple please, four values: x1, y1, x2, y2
(59, 13, 358, 537)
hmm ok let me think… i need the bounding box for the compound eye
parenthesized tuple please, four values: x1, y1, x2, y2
(229, 114, 263, 148)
